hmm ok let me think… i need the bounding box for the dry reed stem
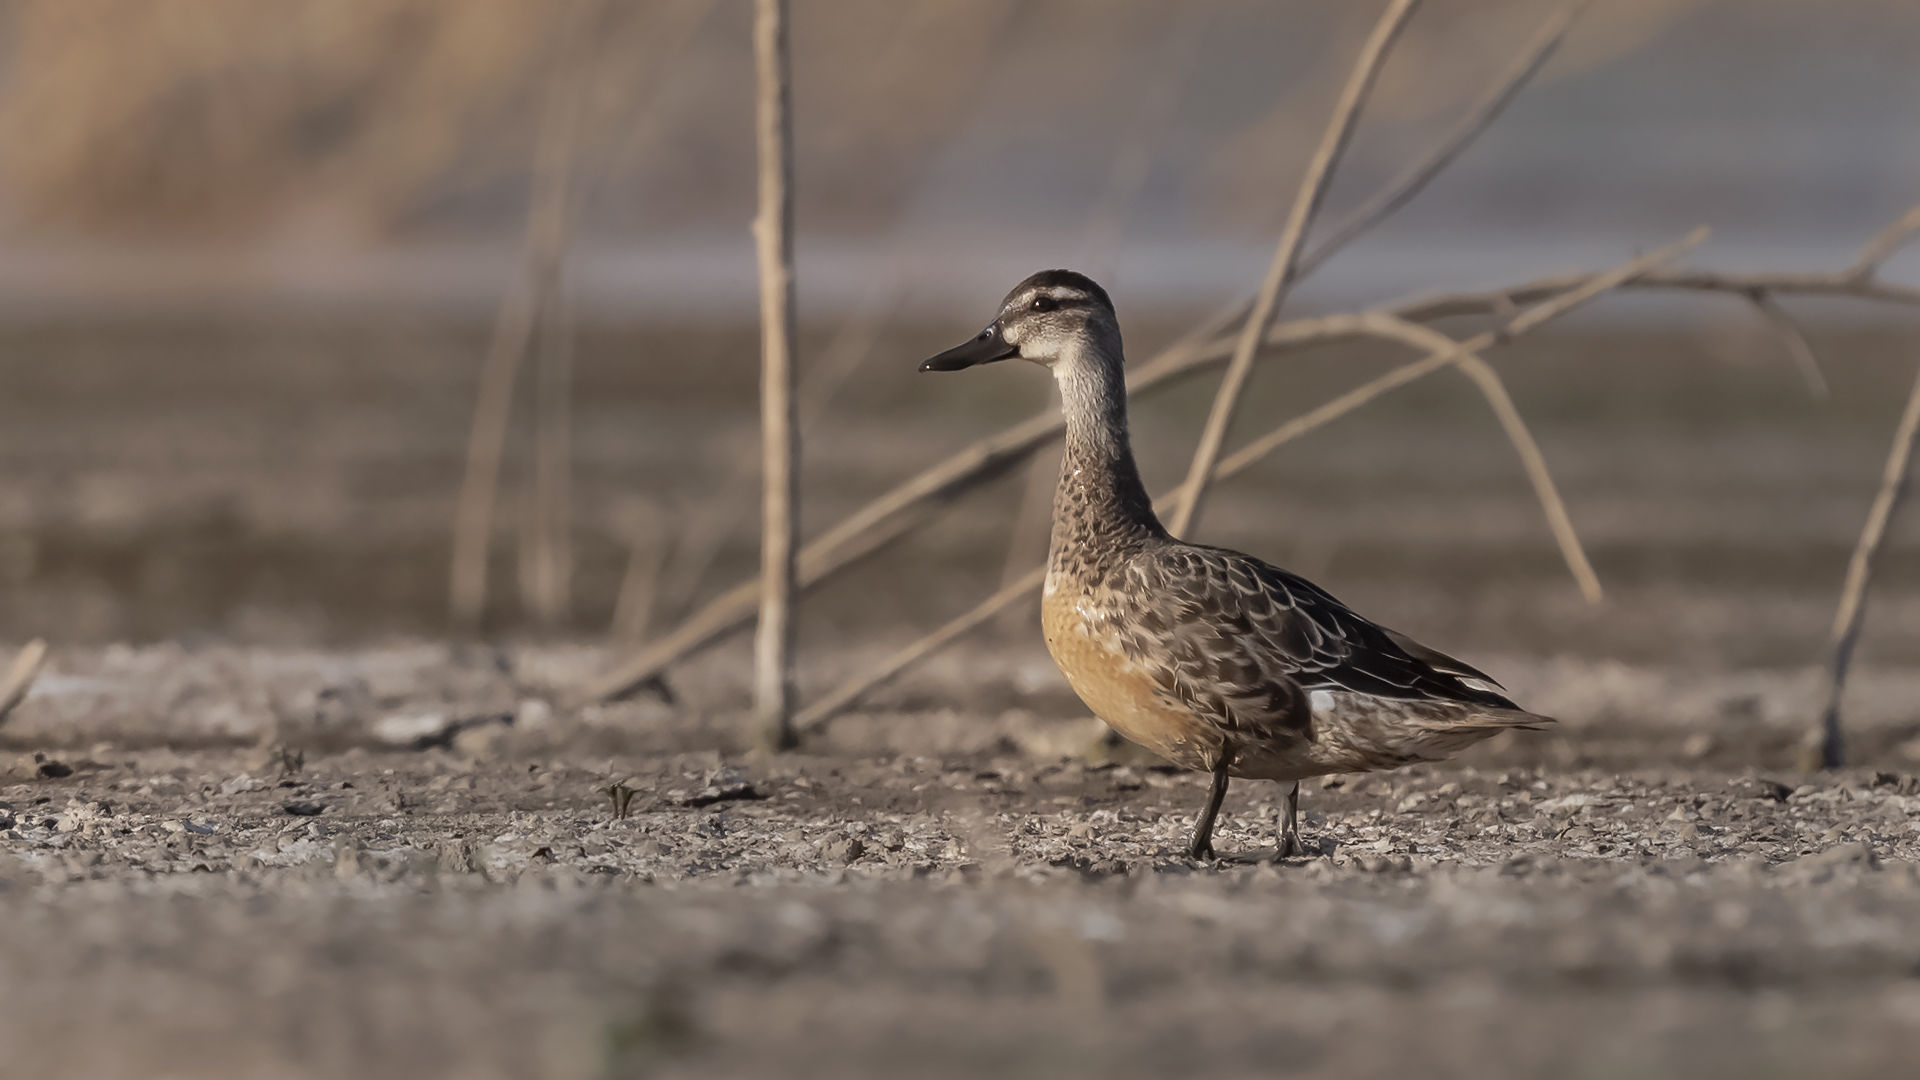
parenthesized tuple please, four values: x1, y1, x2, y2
(610, 499, 668, 643)
(792, 234, 1703, 729)
(521, 1, 604, 629)
(1746, 290, 1829, 399)
(1398, 267, 1920, 324)
(449, 278, 537, 632)
(794, 566, 1049, 733)
(1168, 0, 1422, 539)
(1370, 317, 1601, 602)
(524, 243, 579, 627)
(448, 12, 593, 632)
(0, 638, 46, 729)
(751, 0, 800, 749)
(1817, 354, 1920, 768)
(644, 293, 900, 639)
(1297, 0, 1591, 282)
(1848, 201, 1920, 281)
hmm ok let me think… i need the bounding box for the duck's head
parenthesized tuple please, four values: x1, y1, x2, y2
(919, 269, 1118, 373)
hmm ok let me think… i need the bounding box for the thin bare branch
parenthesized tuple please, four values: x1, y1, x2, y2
(795, 566, 1048, 733)
(1747, 289, 1828, 399)
(449, 9, 594, 633)
(449, 280, 537, 632)
(523, 233, 578, 627)
(1298, 0, 1591, 280)
(1819, 354, 1920, 769)
(610, 499, 668, 643)
(1168, 0, 1423, 539)
(0, 638, 46, 729)
(1847, 201, 1920, 281)
(1359, 316, 1601, 602)
(1397, 267, 1920, 324)
(751, 0, 800, 749)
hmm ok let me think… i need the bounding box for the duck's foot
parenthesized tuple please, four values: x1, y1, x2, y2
(1188, 754, 1233, 861)
(1275, 780, 1307, 858)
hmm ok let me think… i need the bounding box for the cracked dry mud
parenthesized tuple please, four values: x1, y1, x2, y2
(9, 663, 1920, 1080)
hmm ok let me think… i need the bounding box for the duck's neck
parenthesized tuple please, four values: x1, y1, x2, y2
(1049, 337, 1164, 576)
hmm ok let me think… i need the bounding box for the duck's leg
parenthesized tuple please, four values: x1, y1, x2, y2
(1189, 755, 1232, 860)
(1277, 781, 1306, 858)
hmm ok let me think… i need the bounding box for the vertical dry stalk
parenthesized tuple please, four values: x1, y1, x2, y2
(1818, 356, 1920, 769)
(1297, 0, 1590, 280)
(1746, 290, 1828, 399)
(449, 280, 537, 632)
(611, 499, 668, 643)
(1847, 201, 1920, 281)
(1450, 353, 1602, 602)
(1167, 0, 1422, 538)
(752, 0, 800, 749)
(525, 244, 578, 627)
(0, 638, 47, 728)
(449, 6, 592, 633)
(520, 5, 595, 629)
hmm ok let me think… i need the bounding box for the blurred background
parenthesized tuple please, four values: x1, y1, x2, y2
(0, 0, 1917, 684)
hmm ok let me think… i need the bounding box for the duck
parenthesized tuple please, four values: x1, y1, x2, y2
(920, 269, 1552, 860)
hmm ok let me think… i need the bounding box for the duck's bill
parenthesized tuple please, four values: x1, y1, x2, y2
(919, 326, 1018, 371)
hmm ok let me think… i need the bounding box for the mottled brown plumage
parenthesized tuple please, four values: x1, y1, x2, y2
(922, 269, 1552, 859)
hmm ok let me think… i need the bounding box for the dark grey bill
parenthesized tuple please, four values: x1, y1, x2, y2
(920, 325, 1018, 372)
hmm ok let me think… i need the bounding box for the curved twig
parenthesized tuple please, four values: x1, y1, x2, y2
(1847, 201, 1920, 282)
(1298, 0, 1592, 280)
(0, 639, 47, 729)
(1819, 354, 1920, 768)
(1168, 0, 1424, 538)
(1746, 289, 1829, 399)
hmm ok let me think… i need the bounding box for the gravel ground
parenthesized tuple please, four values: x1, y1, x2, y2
(8, 675, 1920, 1080)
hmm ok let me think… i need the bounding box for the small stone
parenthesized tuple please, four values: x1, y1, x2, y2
(282, 801, 326, 817)
(219, 775, 261, 796)
(1731, 778, 1792, 803)
(438, 839, 478, 874)
(1777, 841, 1879, 884)
(823, 835, 866, 863)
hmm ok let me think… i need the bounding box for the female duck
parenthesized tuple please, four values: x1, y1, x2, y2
(921, 269, 1551, 859)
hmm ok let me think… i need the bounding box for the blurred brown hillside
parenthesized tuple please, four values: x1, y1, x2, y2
(0, 0, 1914, 260)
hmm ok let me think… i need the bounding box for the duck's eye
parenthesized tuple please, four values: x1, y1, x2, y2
(1030, 295, 1057, 313)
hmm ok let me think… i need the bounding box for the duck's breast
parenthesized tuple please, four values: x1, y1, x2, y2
(1041, 574, 1217, 771)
